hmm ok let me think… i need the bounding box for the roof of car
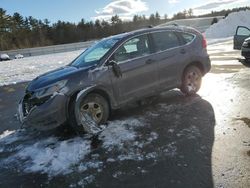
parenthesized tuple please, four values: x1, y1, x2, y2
(106, 25, 198, 41)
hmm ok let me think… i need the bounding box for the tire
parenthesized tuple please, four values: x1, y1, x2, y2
(180, 65, 202, 95)
(69, 93, 109, 134)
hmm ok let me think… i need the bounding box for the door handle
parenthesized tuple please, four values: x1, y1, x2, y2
(145, 59, 155, 64)
(180, 49, 186, 54)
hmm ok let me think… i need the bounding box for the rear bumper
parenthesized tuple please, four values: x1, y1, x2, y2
(18, 94, 68, 130)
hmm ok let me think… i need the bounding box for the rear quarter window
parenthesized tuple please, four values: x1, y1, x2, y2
(181, 33, 195, 44)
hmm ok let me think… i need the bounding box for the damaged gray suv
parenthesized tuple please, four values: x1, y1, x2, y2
(18, 26, 211, 134)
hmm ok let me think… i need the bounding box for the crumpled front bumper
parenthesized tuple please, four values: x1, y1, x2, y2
(18, 94, 68, 131)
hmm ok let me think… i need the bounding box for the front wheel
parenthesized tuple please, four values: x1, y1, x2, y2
(69, 93, 109, 134)
(181, 65, 202, 95)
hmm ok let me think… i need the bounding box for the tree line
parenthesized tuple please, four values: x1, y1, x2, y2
(0, 6, 249, 51)
(0, 10, 169, 51)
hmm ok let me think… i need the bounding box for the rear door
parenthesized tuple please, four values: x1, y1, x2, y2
(234, 26, 250, 50)
(150, 30, 183, 90)
(108, 34, 158, 104)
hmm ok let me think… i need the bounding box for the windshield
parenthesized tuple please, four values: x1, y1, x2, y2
(70, 37, 120, 67)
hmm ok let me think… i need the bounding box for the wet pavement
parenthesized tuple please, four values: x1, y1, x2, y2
(0, 40, 250, 188)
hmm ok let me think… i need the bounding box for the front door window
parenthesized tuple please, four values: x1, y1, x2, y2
(113, 35, 150, 63)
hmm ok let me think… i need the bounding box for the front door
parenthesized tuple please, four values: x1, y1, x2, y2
(108, 34, 158, 105)
(234, 26, 250, 50)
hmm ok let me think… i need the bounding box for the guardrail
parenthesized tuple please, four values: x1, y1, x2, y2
(0, 40, 95, 58)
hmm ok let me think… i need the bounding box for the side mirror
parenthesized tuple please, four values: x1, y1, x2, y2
(106, 60, 116, 66)
(106, 60, 122, 78)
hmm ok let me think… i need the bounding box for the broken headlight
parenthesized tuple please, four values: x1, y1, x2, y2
(34, 80, 68, 99)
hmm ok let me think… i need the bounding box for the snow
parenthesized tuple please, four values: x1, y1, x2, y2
(0, 110, 183, 179)
(207, 37, 233, 45)
(207, 39, 235, 52)
(0, 50, 82, 86)
(100, 118, 143, 151)
(0, 118, 149, 177)
(18, 137, 91, 175)
(205, 10, 250, 39)
(0, 130, 15, 139)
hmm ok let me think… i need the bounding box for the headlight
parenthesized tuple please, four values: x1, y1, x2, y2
(34, 80, 68, 99)
(243, 41, 249, 47)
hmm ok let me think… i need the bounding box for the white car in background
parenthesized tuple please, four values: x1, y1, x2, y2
(0, 54, 10, 61)
(15, 54, 24, 59)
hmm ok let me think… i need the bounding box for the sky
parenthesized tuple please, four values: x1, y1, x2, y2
(0, 0, 249, 23)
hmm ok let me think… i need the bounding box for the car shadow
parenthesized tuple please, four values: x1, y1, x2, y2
(98, 90, 216, 188)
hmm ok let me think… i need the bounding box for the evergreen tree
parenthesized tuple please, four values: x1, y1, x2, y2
(0, 6, 249, 51)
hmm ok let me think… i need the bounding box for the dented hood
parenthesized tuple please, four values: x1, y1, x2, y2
(27, 65, 91, 91)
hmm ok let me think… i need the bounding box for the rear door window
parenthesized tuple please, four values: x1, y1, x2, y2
(151, 31, 180, 52)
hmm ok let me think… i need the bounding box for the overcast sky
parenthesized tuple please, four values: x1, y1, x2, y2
(1, 0, 249, 23)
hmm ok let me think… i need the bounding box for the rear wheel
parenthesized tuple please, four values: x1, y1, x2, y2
(69, 93, 109, 134)
(181, 65, 202, 95)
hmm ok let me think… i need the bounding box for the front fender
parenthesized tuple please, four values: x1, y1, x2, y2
(75, 86, 96, 103)
(73, 84, 120, 126)
(74, 86, 96, 126)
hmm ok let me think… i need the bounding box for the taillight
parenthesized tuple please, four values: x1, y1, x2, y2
(202, 34, 207, 49)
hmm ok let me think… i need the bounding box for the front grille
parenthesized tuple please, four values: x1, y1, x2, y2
(22, 91, 51, 116)
(23, 92, 35, 116)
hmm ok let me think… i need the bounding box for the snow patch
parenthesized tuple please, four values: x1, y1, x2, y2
(205, 10, 250, 39)
(179, 126, 201, 139)
(207, 37, 233, 45)
(146, 132, 158, 143)
(3, 136, 91, 176)
(78, 161, 103, 172)
(1, 117, 152, 178)
(163, 142, 177, 157)
(69, 175, 95, 187)
(100, 118, 143, 151)
(187, 85, 193, 92)
(0, 50, 82, 86)
(0, 130, 15, 140)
